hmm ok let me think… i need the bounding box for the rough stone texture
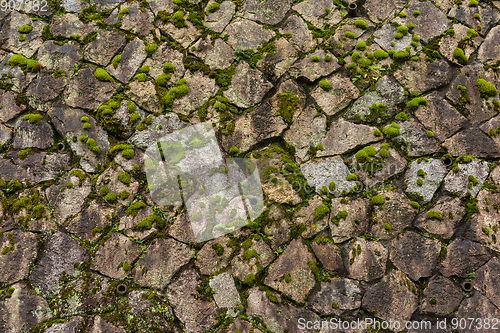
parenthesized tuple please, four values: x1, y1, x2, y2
(191, 36, 234, 70)
(478, 25, 500, 65)
(0, 124, 12, 146)
(126, 80, 162, 114)
(455, 293, 500, 332)
(390, 231, 441, 281)
(0, 54, 37, 94)
(0, 90, 26, 123)
(374, 24, 420, 55)
(50, 13, 97, 39)
(172, 70, 218, 115)
(317, 119, 382, 157)
(443, 159, 489, 198)
(473, 257, 500, 309)
(264, 238, 316, 303)
(224, 61, 273, 108)
(0, 230, 39, 283)
(311, 74, 359, 116)
(396, 119, 440, 157)
(439, 237, 493, 278)
(232, 238, 274, 283)
(414, 196, 465, 240)
(167, 269, 218, 333)
(88, 316, 126, 333)
(128, 113, 185, 149)
(26, 72, 69, 111)
(441, 24, 483, 66)
(209, 271, 241, 309)
(404, 158, 448, 204)
(204, 0, 235, 32)
(292, 0, 342, 29)
(329, 197, 370, 243)
(464, 190, 500, 251)
(311, 240, 344, 273)
(38, 41, 81, 76)
(291, 196, 330, 239)
(133, 238, 193, 289)
(142, 44, 185, 83)
(362, 270, 418, 323)
(289, 49, 340, 82)
(84, 29, 127, 67)
(1, 12, 45, 58)
(105, 2, 154, 38)
(448, 2, 500, 37)
(307, 278, 362, 316)
(278, 15, 316, 52)
(195, 236, 233, 276)
(301, 157, 358, 198)
(66, 201, 114, 243)
(420, 275, 463, 316)
(12, 114, 54, 149)
(364, 0, 407, 23)
(238, 0, 292, 25)
(31, 231, 89, 296)
(46, 317, 85, 333)
(106, 38, 147, 83)
(344, 238, 388, 282)
(160, 18, 201, 48)
(223, 18, 274, 52)
(266, 206, 291, 251)
(256, 37, 298, 80)
(444, 127, 500, 158)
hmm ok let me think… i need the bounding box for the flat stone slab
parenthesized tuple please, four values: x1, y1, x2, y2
(172, 70, 218, 115)
(464, 190, 500, 252)
(256, 37, 298, 80)
(50, 13, 97, 39)
(105, 2, 154, 37)
(66, 200, 115, 243)
(292, 0, 342, 29)
(404, 158, 448, 204)
(0, 90, 26, 123)
(142, 44, 186, 84)
(443, 127, 500, 158)
(396, 119, 440, 157)
(448, 2, 500, 37)
(26, 72, 69, 111)
(233, 238, 274, 284)
(209, 271, 241, 310)
(0, 230, 39, 284)
(374, 24, 420, 55)
(278, 15, 315, 52)
(224, 61, 273, 108)
(204, 0, 235, 32)
(12, 113, 54, 149)
(479, 25, 500, 66)
(38, 41, 81, 75)
(106, 38, 147, 83)
(238, 0, 292, 25)
(291, 196, 330, 239)
(420, 276, 463, 316)
(329, 197, 370, 243)
(473, 257, 500, 309)
(364, 0, 407, 23)
(195, 236, 232, 275)
(307, 278, 362, 316)
(310, 240, 344, 273)
(440, 24, 483, 66)
(455, 293, 500, 326)
(311, 73, 359, 116)
(1, 11, 45, 58)
(444, 159, 489, 198)
(439, 237, 492, 277)
(344, 238, 388, 282)
(414, 196, 465, 240)
(191, 36, 234, 70)
(289, 48, 340, 82)
(128, 113, 185, 150)
(223, 18, 274, 52)
(160, 18, 201, 48)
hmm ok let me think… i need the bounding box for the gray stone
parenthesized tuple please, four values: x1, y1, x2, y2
(362, 270, 418, 323)
(256, 37, 298, 79)
(390, 231, 441, 281)
(91, 232, 142, 279)
(224, 61, 273, 108)
(449, 2, 500, 37)
(105, 2, 154, 37)
(289, 48, 340, 82)
(0, 54, 36, 93)
(90, 0, 125, 11)
(223, 18, 274, 52)
(166, 269, 218, 333)
(479, 25, 500, 66)
(31, 231, 89, 296)
(310, 240, 344, 273)
(455, 293, 500, 332)
(191, 36, 234, 70)
(443, 127, 500, 158)
(148, 0, 173, 15)
(266, 205, 291, 251)
(66, 200, 115, 243)
(261, 181, 302, 206)
(238, 0, 292, 25)
(160, 18, 201, 48)
(172, 70, 218, 115)
(0, 124, 12, 146)
(45, 169, 92, 222)
(329, 197, 370, 243)
(222, 319, 260, 333)
(204, 0, 235, 33)
(396, 119, 440, 157)
(317, 119, 382, 157)
(331, 17, 376, 53)
(439, 237, 492, 278)
(126, 80, 162, 114)
(62, 0, 89, 12)
(311, 73, 358, 116)
(292, 196, 330, 239)
(441, 24, 483, 66)
(374, 24, 420, 55)
(473, 257, 500, 309)
(46, 317, 85, 333)
(112, 100, 141, 139)
(479, 114, 500, 151)
(233, 238, 274, 283)
(292, 0, 342, 28)
(96, 166, 139, 207)
(0, 90, 26, 123)
(128, 113, 185, 150)
(38, 41, 81, 75)
(143, 44, 185, 84)
(133, 238, 193, 289)
(444, 159, 490, 198)
(50, 13, 97, 39)
(118, 204, 156, 240)
(26, 71, 69, 111)
(301, 156, 358, 197)
(434, 0, 455, 14)
(84, 28, 127, 67)
(12, 114, 53, 149)
(278, 15, 315, 52)
(88, 316, 126, 333)
(106, 38, 147, 83)
(344, 238, 388, 282)
(420, 276, 463, 316)
(345, 75, 405, 122)
(0, 11, 45, 58)
(307, 278, 362, 316)
(195, 236, 232, 275)
(0, 283, 52, 333)
(209, 271, 241, 310)
(414, 196, 465, 240)
(464, 190, 500, 251)
(364, 0, 407, 23)
(264, 238, 316, 303)
(404, 158, 448, 204)
(48, 105, 110, 172)
(0, 230, 39, 284)
(168, 212, 196, 244)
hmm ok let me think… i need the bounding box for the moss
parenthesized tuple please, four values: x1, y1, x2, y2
(328, 181, 336, 192)
(111, 55, 121, 69)
(118, 8, 129, 20)
(352, 52, 361, 62)
(133, 214, 161, 231)
(468, 0, 478, 6)
(17, 25, 33, 34)
(344, 31, 356, 39)
(383, 223, 392, 231)
(393, 50, 410, 61)
(243, 249, 259, 261)
(242, 238, 253, 250)
(211, 243, 224, 256)
(94, 68, 114, 82)
(417, 169, 426, 177)
(319, 79, 332, 91)
(163, 62, 175, 73)
(417, 178, 423, 186)
(23, 114, 43, 124)
(105, 192, 117, 203)
(427, 131, 434, 138)
(117, 172, 131, 185)
(476, 78, 498, 98)
(66, 181, 73, 189)
(373, 49, 389, 60)
(126, 201, 146, 217)
(229, 146, 239, 155)
(207, 2, 220, 12)
(426, 210, 443, 220)
(397, 25, 409, 36)
(311, 56, 320, 62)
(410, 201, 420, 209)
(354, 19, 367, 29)
(395, 112, 410, 121)
(394, 32, 404, 39)
(371, 195, 385, 205)
(120, 148, 134, 160)
(406, 97, 427, 110)
(265, 290, 278, 303)
(379, 148, 389, 158)
(134, 73, 147, 82)
(429, 298, 437, 305)
(382, 122, 400, 138)
(325, 55, 332, 62)
(453, 48, 468, 65)
(355, 42, 367, 51)
(19, 35, 26, 42)
(315, 204, 330, 219)
(346, 174, 358, 181)
(18, 149, 29, 160)
(117, 190, 130, 200)
(145, 43, 158, 57)
(413, 10, 420, 17)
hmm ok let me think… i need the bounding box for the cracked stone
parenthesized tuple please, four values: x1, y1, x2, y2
(224, 61, 273, 108)
(66, 200, 115, 243)
(160, 17, 202, 48)
(440, 24, 483, 66)
(310, 240, 344, 273)
(12, 113, 54, 149)
(232, 238, 274, 283)
(396, 118, 440, 157)
(479, 25, 500, 66)
(223, 18, 274, 52)
(0, 230, 39, 284)
(128, 113, 185, 150)
(444, 159, 490, 198)
(292, 196, 330, 239)
(292, 0, 342, 29)
(38, 41, 81, 76)
(307, 278, 362, 316)
(344, 238, 388, 282)
(191, 36, 234, 70)
(256, 37, 298, 80)
(439, 237, 493, 278)
(84, 28, 127, 67)
(289, 49, 340, 82)
(464, 190, 500, 251)
(26, 71, 68, 111)
(97, 166, 139, 207)
(1, 11, 45, 58)
(404, 158, 448, 204)
(204, 0, 235, 32)
(448, 2, 500, 37)
(106, 38, 147, 83)
(455, 293, 500, 331)
(473, 256, 500, 309)
(311, 73, 359, 116)
(50, 13, 98, 39)
(374, 24, 420, 55)
(172, 70, 218, 115)
(105, 2, 154, 37)
(278, 15, 315, 52)
(414, 196, 465, 240)
(0, 90, 26, 123)
(329, 197, 370, 243)
(364, 0, 407, 23)
(238, 0, 292, 25)
(209, 271, 241, 310)
(420, 275, 463, 316)
(443, 127, 500, 158)
(195, 236, 232, 275)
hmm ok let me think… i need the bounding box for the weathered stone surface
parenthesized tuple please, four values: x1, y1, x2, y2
(301, 157, 358, 198)
(291, 196, 330, 239)
(161, 16, 202, 48)
(105, 2, 154, 37)
(238, 0, 292, 25)
(396, 119, 440, 157)
(223, 18, 275, 52)
(195, 236, 232, 275)
(307, 278, 362, 316)
(329, 197, 370, 243)
(266, 206, 291, 251)
(143, 44, 185, 84)
(0, 90, 26, 123)
(472, 257, 500, 309)
(167, 269, 218, 333)
(90, 0, 125, 11)
(455, 293, 500, 332)
(233, 238, 274, 283)
(344, 238, 388, 282)
(209, 271, 241, 310)
(97, 166, 139, 207)
(0, 283, 52, 333)
(464, 190, 500, 251)
(311, 74, 358, 116)
(172, 70, 218, 115)
(45, 169, 92, 222)
(224, 61, 273, 108)
(49, 104, 110, 172)
(420, 276, 463, 316)
(317, 119, 382, 157)
(126, 80, 162, 114)
(449, 2, 500, 37)
(394, 55, 453, 95)
(204, 0, 236, 32)
(374, 24, 420, 55)
(0, 124, 12, 146)
(191, 36, 234, 70)
(66, 201, 114, 243)
(50, 13, 97, 39)
(414, 197, 465, 240)
(221, 318, 261, 333)
(168, 211, 196, 244)
(264, 238, 315, 302)
(414, 91, 467, 142)
(440, 24, 483, 66)
(88, 316, 126, 333)
(61, 0, 90, 12)
(289, 49, 340, 82)
(364, 0, 407, 23)
(0, 230, 39, 283)
(118, 205, 157, 240)
(31, 231, 89, 296)
(106, 38, 147, 83)
(479, 25, 500, 65)
(38, 41, 81, 75)
(12, 114, 54, 149)
(0, 54, 36, 93)
(63, 65, 117, 110)
(91, 232, 142, 279)
(148, 0, 173, 15)
(292, 0, 342, 28)
(128, 113, 185, 149)
(390, 231, 441, 281)
(404, 158, 448, 204)
(256, 38, 298, 79)
(261, 181, 302, 206)
(310, 240, 344, 273)
(444, 159, 489, 198)
(46, 317, 85, 333)
(0, 12, 45, 58)
(221, 102, 285, 153)
(331, 17, 375, 52)
(345, 75, 405, 122)
(278, 15, 315, 52)
(84, 28, 127, 66)
(133, 238, 193, 289)
(439, 237, 492, 278)
(362, 270, 418, 323)
(26, 71, 68, 110)
(443, 127, 500, 158)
